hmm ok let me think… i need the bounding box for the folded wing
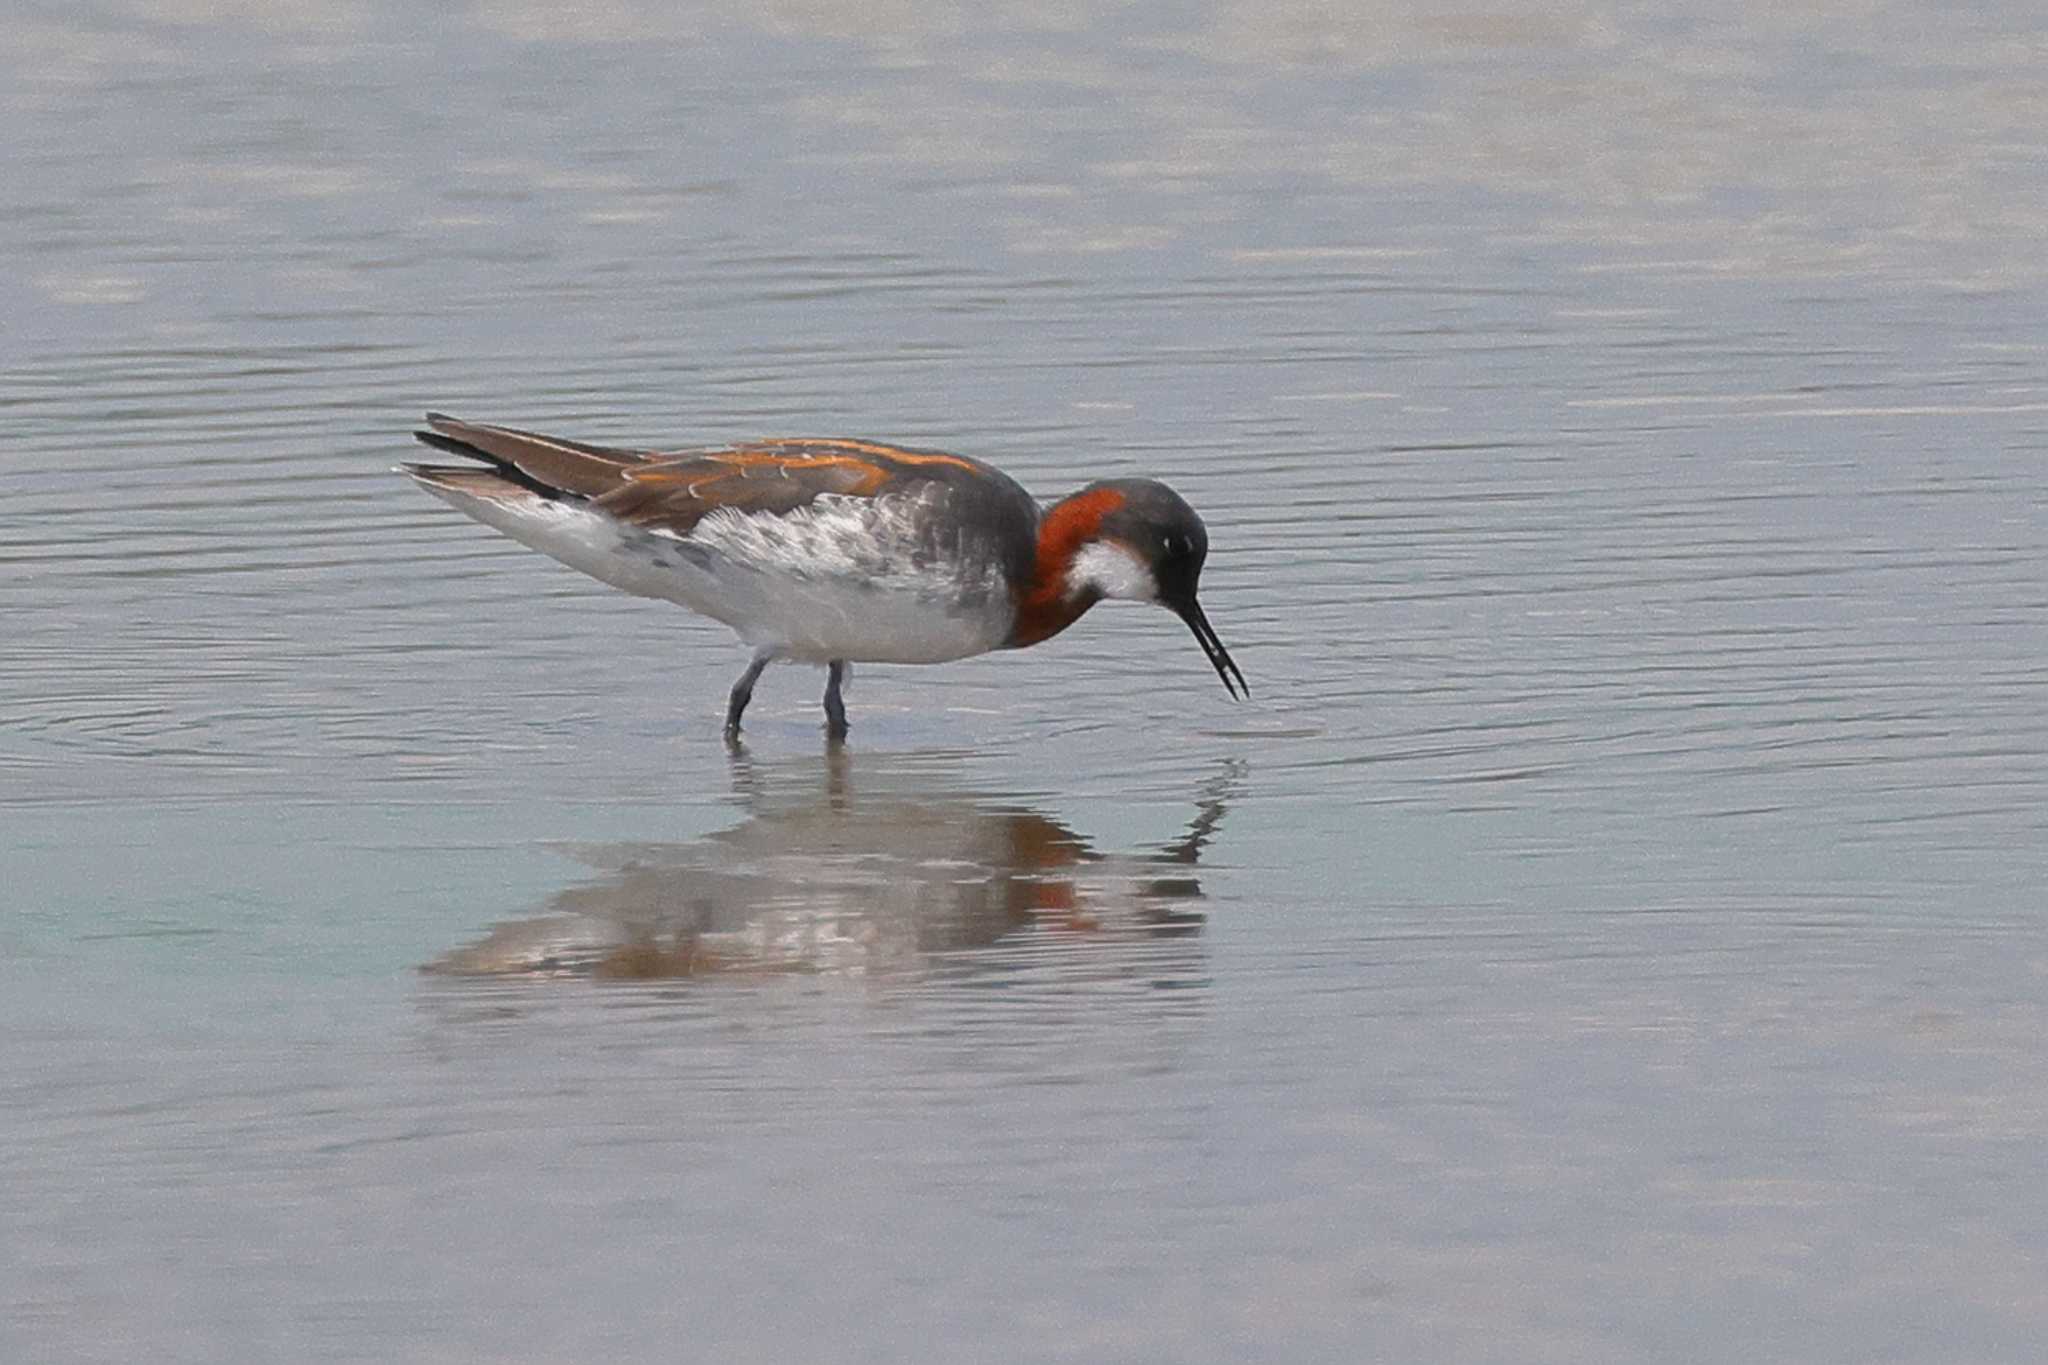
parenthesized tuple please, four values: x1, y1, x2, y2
(410, 414, 997, 539)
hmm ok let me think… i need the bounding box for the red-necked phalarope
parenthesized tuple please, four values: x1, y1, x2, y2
(401, 413, 1245, 738)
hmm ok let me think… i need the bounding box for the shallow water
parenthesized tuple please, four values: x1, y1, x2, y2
(6, 2, 2048, 1360)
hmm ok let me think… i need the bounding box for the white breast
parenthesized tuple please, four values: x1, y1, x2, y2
(432, 482, 1016, 665)
(684, 494, 1013, 663)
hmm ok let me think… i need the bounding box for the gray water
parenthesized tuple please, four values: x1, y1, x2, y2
(6, 2, 2048, 1360)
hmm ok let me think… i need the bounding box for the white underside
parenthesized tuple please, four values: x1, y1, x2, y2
(423, 482, 1014, 664)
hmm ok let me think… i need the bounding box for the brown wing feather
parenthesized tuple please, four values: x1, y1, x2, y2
(419, 413, 650, 500)
(595, 443, 898, 533)
(416, 418, 1017, 539)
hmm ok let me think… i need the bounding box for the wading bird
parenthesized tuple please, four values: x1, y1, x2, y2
(402, 414, 1245, 738)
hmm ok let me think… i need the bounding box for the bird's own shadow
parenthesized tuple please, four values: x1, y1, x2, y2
(423, 747, 1243, 981)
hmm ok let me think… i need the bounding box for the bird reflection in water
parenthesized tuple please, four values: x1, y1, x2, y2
(425, 748, 1239, 980)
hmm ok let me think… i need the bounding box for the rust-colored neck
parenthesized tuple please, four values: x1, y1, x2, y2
(1008, 486, 1128, 648)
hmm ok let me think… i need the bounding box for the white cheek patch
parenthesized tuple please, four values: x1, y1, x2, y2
(1066, 539, 1158, 602)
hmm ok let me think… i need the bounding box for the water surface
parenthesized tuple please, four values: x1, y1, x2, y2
(5, 2, 2047, 1360)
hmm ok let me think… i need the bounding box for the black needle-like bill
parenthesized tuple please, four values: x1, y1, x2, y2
(1174, 597, 1248, 700)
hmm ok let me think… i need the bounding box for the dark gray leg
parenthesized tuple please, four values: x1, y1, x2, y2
(725, 652, 772, 737)
(823, 660, 850, 740)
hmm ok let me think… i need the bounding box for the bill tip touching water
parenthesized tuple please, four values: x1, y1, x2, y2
(399, 412, 1245, 738)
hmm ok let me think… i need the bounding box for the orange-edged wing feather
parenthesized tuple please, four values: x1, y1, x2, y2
(601, 438, 1002, 535)
(599, 441, 892, 532)
(414, 416, 1008, 538)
